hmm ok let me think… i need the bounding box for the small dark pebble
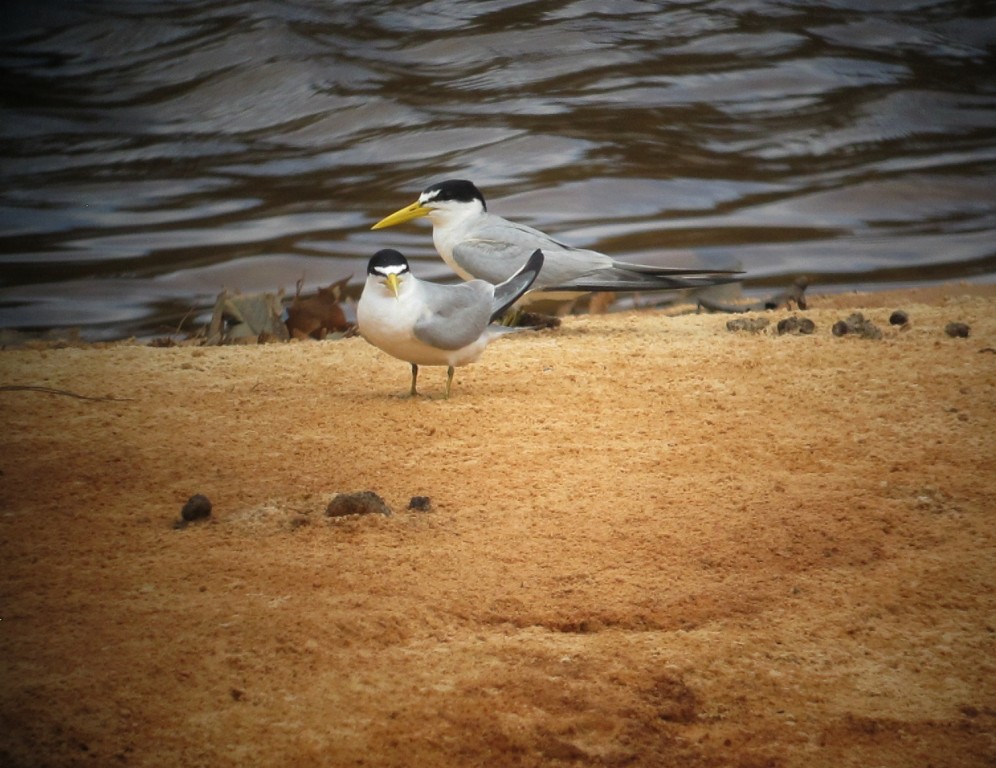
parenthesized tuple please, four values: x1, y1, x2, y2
(181, 494, 212, 522)
(944, 322, 970, 338)
(726, 317, 769, 333)
(325, 491, 392, 518)
(776, 316, 815, 335)
(408, 496, 432, 512)
(889, 310, 909, 326)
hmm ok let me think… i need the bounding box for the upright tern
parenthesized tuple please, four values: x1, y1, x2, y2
(357, 248, 544, 398)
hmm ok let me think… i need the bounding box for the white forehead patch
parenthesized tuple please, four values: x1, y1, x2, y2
(374, 264, 407, 276)
(419, 188, 440, 205)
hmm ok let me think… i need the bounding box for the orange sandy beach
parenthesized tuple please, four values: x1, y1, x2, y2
(1, 283, 994, 767)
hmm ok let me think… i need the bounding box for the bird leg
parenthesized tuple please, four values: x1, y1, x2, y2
(445, 366, 455, 399)
(409, 363, 419, 397)
(499, 307, 524, 327)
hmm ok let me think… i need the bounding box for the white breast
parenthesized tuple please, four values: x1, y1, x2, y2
(357, 278, 488, 368)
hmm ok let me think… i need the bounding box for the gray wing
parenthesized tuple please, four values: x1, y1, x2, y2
(454, 213, 741, 292)
(453, 214, 613, 290)
(412, 280, 493, 351)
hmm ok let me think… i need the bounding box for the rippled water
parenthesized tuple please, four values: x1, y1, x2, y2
(1, 0, 994, 338)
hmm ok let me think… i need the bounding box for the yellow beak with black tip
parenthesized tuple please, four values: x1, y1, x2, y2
(371, 200, 430, 230)
(385, 273, 401, 299)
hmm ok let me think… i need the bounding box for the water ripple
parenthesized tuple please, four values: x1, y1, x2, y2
(0, 0, 993, 337)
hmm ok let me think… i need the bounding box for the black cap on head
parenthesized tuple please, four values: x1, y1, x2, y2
(420, 179, 486, 210)
(367, 249, 410, 275)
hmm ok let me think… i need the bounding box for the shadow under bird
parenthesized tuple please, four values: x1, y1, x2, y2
(371, 179, 741, 300)
(357, 247, 544, 398)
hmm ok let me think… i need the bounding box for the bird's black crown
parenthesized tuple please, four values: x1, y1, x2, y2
(368, 249, 410, 275)
(420, 179, 486, 210)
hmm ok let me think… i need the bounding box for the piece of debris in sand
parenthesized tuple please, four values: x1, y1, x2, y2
(181, 493, 212, 521)
(832, 312, 882, 339)
(944, 322, 970, 338)
(699, 276, 809, 314)
(513, 311, 561, 330)
(889, 310, 910, 327)
(325, 491, 393, 518)
(726, 317, 770, 333)
(285, 276, 353, 340)
(408, 496, 432, 512)
(174, 494, 213, 528)
(208, 289, 289, 345)
(776, 316, 816, 335)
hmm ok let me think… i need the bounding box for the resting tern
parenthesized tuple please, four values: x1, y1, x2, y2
(357, 248, 544, 398)
(371, 179, 741, 299)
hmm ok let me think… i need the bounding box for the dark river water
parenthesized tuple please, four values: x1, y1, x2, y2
(2, 0, 994, 339)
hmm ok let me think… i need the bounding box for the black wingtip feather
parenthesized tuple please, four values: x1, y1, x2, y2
(542, 267, 743, 292)
(490, 249, 544, 322)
